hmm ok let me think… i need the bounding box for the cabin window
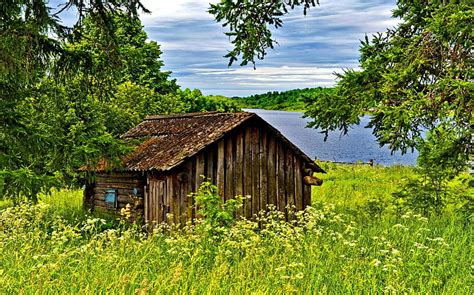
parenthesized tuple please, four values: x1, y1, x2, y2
(104, 189, 117, 209)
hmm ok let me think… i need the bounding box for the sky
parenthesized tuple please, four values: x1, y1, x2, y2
(56, 0, 399, 97)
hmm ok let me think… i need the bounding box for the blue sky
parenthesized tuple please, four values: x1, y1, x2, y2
(56, 0, 399, 97)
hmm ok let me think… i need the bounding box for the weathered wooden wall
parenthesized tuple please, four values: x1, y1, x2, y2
(88, 172, 145, 217)
(145, 164, 195, 225)
(144, 123, 313, 224)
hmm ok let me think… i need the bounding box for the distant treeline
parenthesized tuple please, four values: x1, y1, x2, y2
(232, 87, 334, 111)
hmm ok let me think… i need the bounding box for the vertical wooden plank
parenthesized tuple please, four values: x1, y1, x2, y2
(217, 139, 226, 200)
(179, 179, 185, 225)
(173, 173, 180, 225)
(166, 174, 174, 223)
(157, 179, 163, 223)
(225, 136, 234, 201)
(251, 127, 260, 216)
(156, 179, 161, 223)
(151, 178, 157, 223)
(180, 162, 192, 224)
(162, 175, 167, 222)
(259, 129, 268, 212)
(206, 148, 215, 183)
(302, 164, 314, 207)
(235, 130, 244, 216)
(267, 136, 277, 207)
(144, 176, 149, 222)
(163, 175, 168, 223)
(151, 176, 156, 223)
(156, 180, 166, 223)
(212, 145, 218, 184)
(286, 150, 295, 215)
(149, 177, 153, 223)
(193, 157, 203, 220)
(155, 179, 159, 223)
(195, 153, 205, 191)
(243, 127, 253, 219)
(277, 142, 286, 214)
(188, 159, 195, 222)
(158, 179, 168, 223)
(294, 157, 303, 211)
(157, 179, 162, 223)
(274, 140, 280, 212)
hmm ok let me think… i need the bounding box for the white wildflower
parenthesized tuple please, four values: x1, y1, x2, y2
(371, 259, 382, 267)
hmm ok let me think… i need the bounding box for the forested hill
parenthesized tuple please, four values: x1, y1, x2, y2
(232, 87, 334, 111)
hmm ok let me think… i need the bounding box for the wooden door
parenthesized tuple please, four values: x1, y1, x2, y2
(146, 177, 166, 223)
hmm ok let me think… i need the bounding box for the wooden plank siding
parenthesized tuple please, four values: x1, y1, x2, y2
(259, 129, 268, 213)
(91, 123, 316, 224)
(251, 126, 260, 216)
(235, 130, 244, 216)
(294, 157, 303, 211)
(224, 136, 234, 201)
(217, 140, 225, 200)
(243, 127, 253, 218)
(276, 141, 286, 214)
(286, 149, 295, 215)
(267, 136, 277, 209)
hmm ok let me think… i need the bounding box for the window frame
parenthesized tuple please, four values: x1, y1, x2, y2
(104, 189, 118, 209)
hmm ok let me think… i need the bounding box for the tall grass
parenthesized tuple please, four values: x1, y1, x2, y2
(315, 162, 415, 208)
(0, 165, 472, 294)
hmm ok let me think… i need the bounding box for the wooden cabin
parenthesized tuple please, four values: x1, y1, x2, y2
(83, 112, 324, 223)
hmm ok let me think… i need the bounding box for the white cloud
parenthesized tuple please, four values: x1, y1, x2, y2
(138, 0, 397, 96)
(140, 0, 216, 24)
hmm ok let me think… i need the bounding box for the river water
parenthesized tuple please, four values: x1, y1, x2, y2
(245, 109, 418, 166)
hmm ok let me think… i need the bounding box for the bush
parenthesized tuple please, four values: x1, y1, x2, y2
(393, 124, 471, 215)
(190, 180, 244, 235)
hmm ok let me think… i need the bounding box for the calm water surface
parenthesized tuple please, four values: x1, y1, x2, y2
(245, 109, 418, 166)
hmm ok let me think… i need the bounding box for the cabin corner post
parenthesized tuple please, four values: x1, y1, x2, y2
(83, 181, 95, 212)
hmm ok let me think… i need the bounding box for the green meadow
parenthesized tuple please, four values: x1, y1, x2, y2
(1, 164, 472, 294)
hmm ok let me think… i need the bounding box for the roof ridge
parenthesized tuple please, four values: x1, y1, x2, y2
(145, 111, 251, 120)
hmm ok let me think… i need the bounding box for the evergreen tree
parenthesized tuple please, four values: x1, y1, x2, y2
(304, 1, 472, 158)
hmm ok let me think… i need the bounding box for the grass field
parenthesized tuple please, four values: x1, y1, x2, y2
(0, 164, 472, 294)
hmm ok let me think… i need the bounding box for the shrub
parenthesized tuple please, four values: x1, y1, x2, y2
(190, 180, 244, 234)
(393, 124, 471, 215)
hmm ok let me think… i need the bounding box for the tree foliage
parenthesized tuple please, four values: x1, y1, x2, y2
(303, 1, 473, 212)
(1, 1, 149, 201)
(233, 87, 333, 110)
(304, 0, 473, 157)
(209, 0, 319, 67)
(0, 2, 238, 201)
(393, 124, 472, 215)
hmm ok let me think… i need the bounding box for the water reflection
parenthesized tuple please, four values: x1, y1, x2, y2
(245, 109, 418, 166)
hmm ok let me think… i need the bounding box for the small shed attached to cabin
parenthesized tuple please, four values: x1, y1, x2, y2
(83, 112, 324, 223)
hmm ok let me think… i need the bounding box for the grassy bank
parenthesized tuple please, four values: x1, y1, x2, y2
(315, 163, 415, 208)
(0, 165, 472, 294)
(232, 87, 333, 111)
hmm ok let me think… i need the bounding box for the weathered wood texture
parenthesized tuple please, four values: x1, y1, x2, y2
(141, 124, 312, 223)
(91, 172, 145, 217)
(91, 123, 314, 223)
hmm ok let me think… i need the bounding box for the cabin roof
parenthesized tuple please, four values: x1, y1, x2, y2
(93, 112, 324, 173)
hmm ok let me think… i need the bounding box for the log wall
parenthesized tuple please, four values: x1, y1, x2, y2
(89, 172, 145, 219)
